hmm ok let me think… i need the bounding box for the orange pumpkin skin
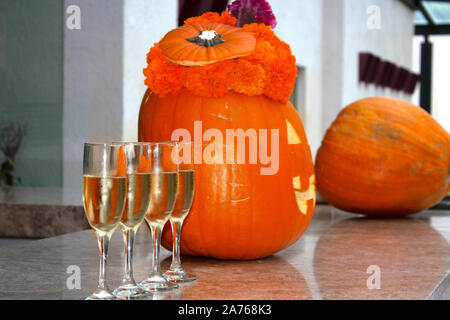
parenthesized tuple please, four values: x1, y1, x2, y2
(138, 89, 316, 260)
(159, 23, 256, 66)
(315, 97, 450, 217)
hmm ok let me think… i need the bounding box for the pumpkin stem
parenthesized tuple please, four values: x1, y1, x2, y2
(186, 30, 225, 47)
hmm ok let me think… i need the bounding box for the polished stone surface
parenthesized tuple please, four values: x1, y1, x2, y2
(0, 187, 88, 238)
(0, 205, 448, 300)
(0, 238, 35, 247)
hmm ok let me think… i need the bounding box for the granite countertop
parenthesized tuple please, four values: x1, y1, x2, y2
(0, 205, 449, 300)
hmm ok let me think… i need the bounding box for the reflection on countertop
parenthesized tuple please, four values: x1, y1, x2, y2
(0, 204, 448, 299)
(313, 215, 449, 299)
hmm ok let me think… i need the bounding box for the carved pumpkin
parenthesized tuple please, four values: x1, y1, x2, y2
(315, 97, 450, 216)
(139, 11, 314, 259)
(139, 89, 315, 259)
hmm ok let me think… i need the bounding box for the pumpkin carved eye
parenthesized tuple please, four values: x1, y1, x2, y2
(159, 23, 256, 67)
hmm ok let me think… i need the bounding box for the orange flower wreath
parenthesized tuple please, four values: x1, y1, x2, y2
(143, 11, 297, 103)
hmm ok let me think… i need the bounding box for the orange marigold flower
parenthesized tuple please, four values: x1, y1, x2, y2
(185, 61, 231, 97)
(143, 45, 184, 97)
(229, 60, 265, 96)
(218, 11, 238, 26)
(242, 23, 276, 42)
(184, 11, 237, 26)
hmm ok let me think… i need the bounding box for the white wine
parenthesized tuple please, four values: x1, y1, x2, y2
(83, 175, 127, 235)
(120, 172, 151, 230)
(171, 170, 195, 221)
(145, 172, 178, 227)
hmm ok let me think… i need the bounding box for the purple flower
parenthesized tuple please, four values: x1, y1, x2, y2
(228, 0, 277, 28)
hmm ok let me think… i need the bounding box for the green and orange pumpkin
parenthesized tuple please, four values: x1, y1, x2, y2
(315, 97, 450, 217)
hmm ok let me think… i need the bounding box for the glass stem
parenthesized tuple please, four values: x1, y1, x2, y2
(122, 228, 136, 283)
(96, 232, 111, 290)
(170, 218, 183, 270)
(150, 224, 162, 275)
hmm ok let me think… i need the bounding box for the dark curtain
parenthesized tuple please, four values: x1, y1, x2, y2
(178, 0, 229, 26)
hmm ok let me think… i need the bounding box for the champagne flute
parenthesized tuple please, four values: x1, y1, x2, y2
(164, 142, 196, 283)
(112, 142, 152, 299)
(82, 143, 127, 300)
(139, 142, 179, 291)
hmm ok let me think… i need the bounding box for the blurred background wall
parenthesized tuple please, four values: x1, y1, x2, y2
(0, 0, 447, 191)
(63, 0, 124, 189)
(0, 0, 63, 186)
(340, 0, 414, 113)
(413, 35, 450, 133)
(278, 0, 414, 155)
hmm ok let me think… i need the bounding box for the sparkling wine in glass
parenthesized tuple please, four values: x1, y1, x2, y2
(164, 142, 197, 283)
(82, 143, 127, 300)
(112, 143, 152, 299)
(139, 142, 179, 292)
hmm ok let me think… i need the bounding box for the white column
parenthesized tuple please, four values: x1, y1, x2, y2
(270, 0, 324, 156)
(63, 0, 124, 189)
(341, 0, 414, 107)
(321, 0, 345, 140)
(122, 0, 178, 142)
(63, 0, 178, 190)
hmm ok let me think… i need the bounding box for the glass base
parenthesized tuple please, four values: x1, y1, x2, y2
(164, 268, 197, 283)
(85, 288, 116, 300)
(113, 282, 150, 300)
(139, 273, 179, 292)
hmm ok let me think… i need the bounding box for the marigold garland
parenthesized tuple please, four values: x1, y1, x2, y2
(143, 11, 297, 103)
(184, 11, 237, 26)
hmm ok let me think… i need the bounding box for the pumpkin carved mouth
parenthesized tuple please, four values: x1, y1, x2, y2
(186, 30, 225, 47)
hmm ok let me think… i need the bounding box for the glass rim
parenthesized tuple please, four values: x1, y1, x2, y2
(110, 141, 155, 146)
(84, 141, 177, 146)
(143, 141, 178, 146)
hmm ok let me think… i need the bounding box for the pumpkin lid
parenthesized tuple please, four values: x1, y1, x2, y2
(159, 23, 256, 66)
